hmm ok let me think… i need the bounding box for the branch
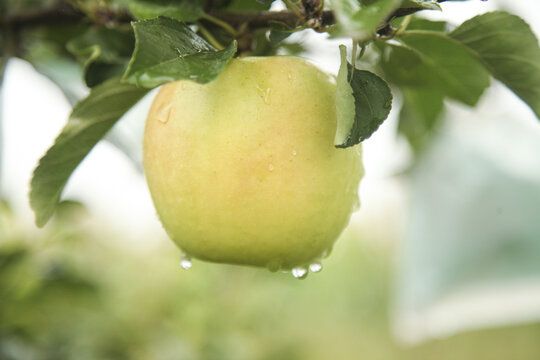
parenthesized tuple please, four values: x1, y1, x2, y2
(209, 10, 335, 29)
(0, 0, 449, 32)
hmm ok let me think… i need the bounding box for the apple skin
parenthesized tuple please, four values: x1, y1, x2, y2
(143, 56, 363, 270)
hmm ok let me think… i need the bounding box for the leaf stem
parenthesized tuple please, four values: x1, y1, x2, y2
(196, 22, 225, 50)
(395, 15, 412, 37)
(202, 13, 238, 37)
(351, 40, 358, 67)
(283, 0, 304, 20)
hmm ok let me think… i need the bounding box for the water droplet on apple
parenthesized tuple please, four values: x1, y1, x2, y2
(179, 253, 192, 270)
(291, 266, 308, 279)
(266, 259, 281, 272)
(351, 195, 360, 211)
(268, 163, 274, 171)
(321, 246, 333, 258)
(157, 103, 172, 124)
(309, 261, 323, 273)
(256, 85, 272, 104)
(287, 72, 293, 81)
(291, 150, 297, 156)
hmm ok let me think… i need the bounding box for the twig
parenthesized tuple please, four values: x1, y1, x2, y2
(0, 0, 450, 33)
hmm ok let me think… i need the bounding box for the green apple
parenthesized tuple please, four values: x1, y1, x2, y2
(143, 56, 363, 272)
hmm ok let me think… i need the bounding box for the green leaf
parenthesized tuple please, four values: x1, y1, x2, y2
(123, 17, 237, 88)
(330, 0, 401, 39)
(67, 28, 134, 87)
(405, 17, 447, 32)
(398, 88, 445, 153)
(390, 31, 490, 105)
(129, 0, 204, 22)
(399, 0, 440, 10)
(25, 50, 86, 106)
(30, 78, 149, 228)
(268, 21, 297, 45)
(450, 11, 540, 119)
(335, 45, 393, 148)
(21, 25, 88, 104)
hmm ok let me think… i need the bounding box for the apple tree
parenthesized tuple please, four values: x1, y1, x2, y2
(0, 0, 539, 272)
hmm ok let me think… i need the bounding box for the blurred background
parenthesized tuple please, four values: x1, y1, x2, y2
(1, 0, 540, 359)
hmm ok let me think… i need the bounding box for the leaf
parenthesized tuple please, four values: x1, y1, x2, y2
(268, 21, 297, 44)
(399, 0, 440, 10)
(129, 0, 204, 22)
(405, 17, 447, 32)
(30, 78, 149, 227)
(390, 31, 490, 105)
(330, 0, 401, 39)
(67, 28, 134, 87)
(398, 88, 445, 153)
(123, 17, 237, 88)
(21, 25, 88, 104)
(335, 45, 393, 148)
(450, 11, 540, 119)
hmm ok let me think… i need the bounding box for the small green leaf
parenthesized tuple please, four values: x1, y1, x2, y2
(30, 78, 149, 227)
(129, 0, 204, 22)
(335, 45, 392, 148)
(392, 31, 490, 105)
(67, 28, 134, 87)
(330, 0, 401, 39)
(268, 21, 297, 44)
(21, 25, 88, 104)
(405, 17, 447, 32)
(450, 11, 540, 119)
(398, 88, 445, 153)
(123, 17, 237, 88)
(399, 0, 440, 10)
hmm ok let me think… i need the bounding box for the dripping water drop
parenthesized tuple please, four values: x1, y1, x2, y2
(157, 103, 172, 124)
(179, 254, 192, 270)
(309, 261, 323, 273)
(292, 266, 308, 279)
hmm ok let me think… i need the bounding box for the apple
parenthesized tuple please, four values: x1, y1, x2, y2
(143, 56, 363, 274)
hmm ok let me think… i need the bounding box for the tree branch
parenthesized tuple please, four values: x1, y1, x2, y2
(0, 0, 449, 32)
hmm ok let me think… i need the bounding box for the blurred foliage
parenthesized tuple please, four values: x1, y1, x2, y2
(2, 201, 540, 360)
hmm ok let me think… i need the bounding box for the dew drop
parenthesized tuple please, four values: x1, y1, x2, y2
(156, 103, 172, 124)
(321, 246, 333, 258)
(309, 261, 323, 273)
(256, 85, 272, 104)
(268, 163, 274, 171)
(291, 150, 297, 156)
(351, 195, 361, 211)
(179, 254, 192, 270)
(292, 266, 308, 279)
(266, 259, 281, 273)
